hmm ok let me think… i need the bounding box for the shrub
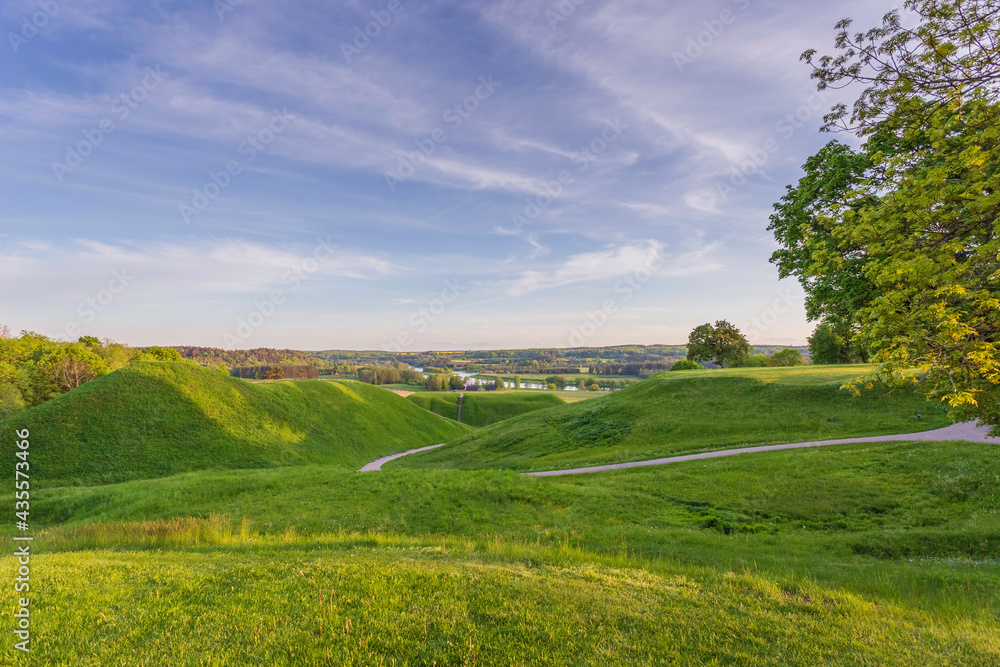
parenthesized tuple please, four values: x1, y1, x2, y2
(768, 348, 805, 367)
(669, 359, 702, 371)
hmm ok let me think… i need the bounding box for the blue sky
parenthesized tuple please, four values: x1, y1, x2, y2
(0, 0, 905, 350)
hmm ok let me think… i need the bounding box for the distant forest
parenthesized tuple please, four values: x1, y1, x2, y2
(174, 344, 807, 377)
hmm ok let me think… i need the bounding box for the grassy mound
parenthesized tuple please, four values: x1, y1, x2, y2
(12, 440, 1000, 664)
(407, 391, 565, 427)
(399, 365, 952, 471)
(1, 361, 469, 486)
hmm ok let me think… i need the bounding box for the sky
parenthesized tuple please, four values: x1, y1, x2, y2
(0, 0, 907, 351)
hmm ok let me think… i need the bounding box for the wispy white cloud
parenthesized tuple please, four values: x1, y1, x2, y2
(503, 240, 720, 296)
(0, 238, 398, 296)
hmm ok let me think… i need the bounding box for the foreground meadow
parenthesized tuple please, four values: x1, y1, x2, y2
(2, 439, 998, 664)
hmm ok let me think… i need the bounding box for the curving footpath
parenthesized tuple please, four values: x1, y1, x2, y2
(359, 422, 999, 476)
(359, 444, 446, 472)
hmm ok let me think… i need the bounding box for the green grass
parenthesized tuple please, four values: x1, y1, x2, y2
(0, 361, 469, 487)
(406, 391, 565, 427)
(7, 439, 1000, 664)
(378, 382, 431, 392)
(398, 365, 952, 471)
(4, 362, 997, 664)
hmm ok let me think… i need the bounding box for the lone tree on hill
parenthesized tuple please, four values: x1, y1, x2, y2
(686, 321, 753, 368)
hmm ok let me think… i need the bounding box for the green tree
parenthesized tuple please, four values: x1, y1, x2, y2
(808, 322, 866, 365)
(768, 349, 805, 367)
(218, 363, 229, 375)
(513, 375, 521, 390)
(0, 385, 25, 419)
(139, 346, 183, 362)
(686, 321, 753, 368)
(782, 0, 1000, 426)
(744, 354, 770, 368)
(767, 141, 876, 329)
(261, 366, 286, 380)
(39, 343, 109, 392)
(669, 359, 702, 371)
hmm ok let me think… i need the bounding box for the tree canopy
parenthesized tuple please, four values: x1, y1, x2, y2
(775, 0, 1000, 426)
(686, 321, 753, 368)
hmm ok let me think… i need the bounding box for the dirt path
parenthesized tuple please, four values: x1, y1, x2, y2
(359, 422, 999, 475)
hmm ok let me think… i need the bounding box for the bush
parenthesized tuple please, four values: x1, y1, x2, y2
(768, 349, 805, 367)
(669, 359, 702, 371)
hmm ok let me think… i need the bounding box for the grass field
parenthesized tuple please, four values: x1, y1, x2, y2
(398, 365, 952, 472)
(5, 439, 999, 664)
(0, 361, 469, 487)
(406, 392, 565, 427)
(2, 363, 997, 664)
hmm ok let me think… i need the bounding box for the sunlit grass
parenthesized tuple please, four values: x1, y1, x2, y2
(400, 365, 951, 471)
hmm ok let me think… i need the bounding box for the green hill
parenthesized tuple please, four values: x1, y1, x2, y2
(1, 361, 469, 487)
(18, 439, 1000, 664)
(406, 391, 565, 427)
(397, 365, 952, 471)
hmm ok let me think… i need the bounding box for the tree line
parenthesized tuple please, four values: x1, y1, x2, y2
(229, 365, 320, 380)
(0, 328, 186, 419)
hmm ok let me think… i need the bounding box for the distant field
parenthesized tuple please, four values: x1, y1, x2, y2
(0, 362, 469, 487)
(407, 392, 564, 427)
(12, 439, 1000, 664)
(398, 364, 952, 472)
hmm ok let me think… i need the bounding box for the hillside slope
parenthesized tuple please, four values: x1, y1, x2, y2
(1, 361, 469, 486)
(397, 365, 952, 471)
(406, 392, 565, 427)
